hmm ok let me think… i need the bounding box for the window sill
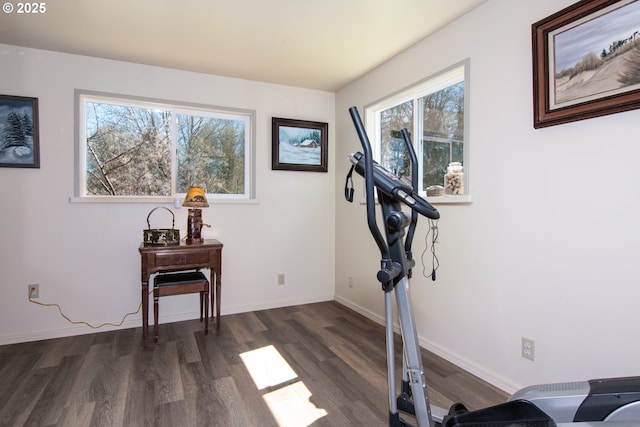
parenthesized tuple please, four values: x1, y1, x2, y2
(424, 194, 472, 204)
(357, 194, 471, 206)
(69, 196, 259, 205)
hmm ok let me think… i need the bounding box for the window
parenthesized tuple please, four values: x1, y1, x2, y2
(75, 91, 255, 201)
(365, 60, 469, 201)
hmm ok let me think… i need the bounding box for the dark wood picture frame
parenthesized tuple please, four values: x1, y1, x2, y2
(532, 0, 640, 128)
(0, 94, 40, 168)
(272, 117, 328, 172)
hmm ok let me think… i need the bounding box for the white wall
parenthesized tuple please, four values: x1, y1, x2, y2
(0, 44, 336, 344)
(335, 0, 640, 393)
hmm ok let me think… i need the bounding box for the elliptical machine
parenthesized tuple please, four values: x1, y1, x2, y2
(345, 106, 640, 427)
(345, 106, 439, 426)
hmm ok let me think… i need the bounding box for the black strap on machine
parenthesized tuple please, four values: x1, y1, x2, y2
(344, 164, 355, 203)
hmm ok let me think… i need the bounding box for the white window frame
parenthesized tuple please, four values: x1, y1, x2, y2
(364, 59, 471, 204)
(73, 90, 256, 203)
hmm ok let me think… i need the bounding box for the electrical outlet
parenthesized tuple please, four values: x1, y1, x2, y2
(28, 284, 39, 299)
(277, 274, 285, 286)
(522, 337, 535, 361)
(348, 276, 353, 288)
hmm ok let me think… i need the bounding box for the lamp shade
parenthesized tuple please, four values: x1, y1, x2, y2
(182, 186, 209, 208)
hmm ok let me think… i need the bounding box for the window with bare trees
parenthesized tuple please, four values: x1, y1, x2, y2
(365, 60, 469, 201)
(76, 91, 254, 200)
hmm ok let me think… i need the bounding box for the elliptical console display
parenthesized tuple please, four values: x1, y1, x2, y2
(348, 151, 439, 220)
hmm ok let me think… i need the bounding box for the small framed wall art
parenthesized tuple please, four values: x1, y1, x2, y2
(272, 117, 328, 172)
(0, 94, 40, 168)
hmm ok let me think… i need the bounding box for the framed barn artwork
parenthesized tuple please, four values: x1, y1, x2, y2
(272, 117, 328, 172)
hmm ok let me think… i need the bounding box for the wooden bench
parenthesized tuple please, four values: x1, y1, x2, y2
(153, 271, 209, 342)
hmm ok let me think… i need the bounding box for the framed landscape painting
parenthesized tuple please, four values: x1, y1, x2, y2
(272, 117, 328, 172)
(0, 95, 40, 168)
(532, 0, 640, 128)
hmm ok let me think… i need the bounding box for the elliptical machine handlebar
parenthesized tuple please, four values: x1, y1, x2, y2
(401, 128, 419, 258)
(348, 106, 391, 259)
(347, 106, 439, 287)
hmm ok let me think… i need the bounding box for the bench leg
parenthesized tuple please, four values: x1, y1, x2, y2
(199, 291, 204, 322)
(204, 288, 209, 335)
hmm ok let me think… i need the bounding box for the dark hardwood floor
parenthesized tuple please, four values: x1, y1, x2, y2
(0, 301, 508, 426)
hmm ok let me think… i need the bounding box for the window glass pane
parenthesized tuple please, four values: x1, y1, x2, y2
(176, 114, 246, 195)
(380, 100, 413, 178)
(368, 61, 467, 198)
(420, 80, 464, 191)
(79, 92, 253, 199)
(85, 102, 171, 196)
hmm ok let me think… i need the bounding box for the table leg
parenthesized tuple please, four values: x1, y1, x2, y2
(209, 269, 221, 332)
(209, 269, 214, 322)
(142, 281, 149, 343)
(215, 275, 221, 332)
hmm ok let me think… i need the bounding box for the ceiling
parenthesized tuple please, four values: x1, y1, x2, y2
(0, 0, 485, 91)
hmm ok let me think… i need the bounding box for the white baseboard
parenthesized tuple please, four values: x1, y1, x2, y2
(221, 293, 335, 316)
(0, 293, 336, 346)
(0, 318, 142, 345)
(333, 295, 519, 394)
(333, 295, 386, 324)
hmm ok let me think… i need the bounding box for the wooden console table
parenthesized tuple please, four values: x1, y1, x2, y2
(139, 239, 223, 342)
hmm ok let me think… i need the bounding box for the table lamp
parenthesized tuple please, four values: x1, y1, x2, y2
(182, 186, 210, 244)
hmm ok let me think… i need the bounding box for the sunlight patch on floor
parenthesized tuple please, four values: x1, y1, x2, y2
(240, 345, 328, 426)
(240, 345, 297, 390)
(263, 381, 328, 427)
